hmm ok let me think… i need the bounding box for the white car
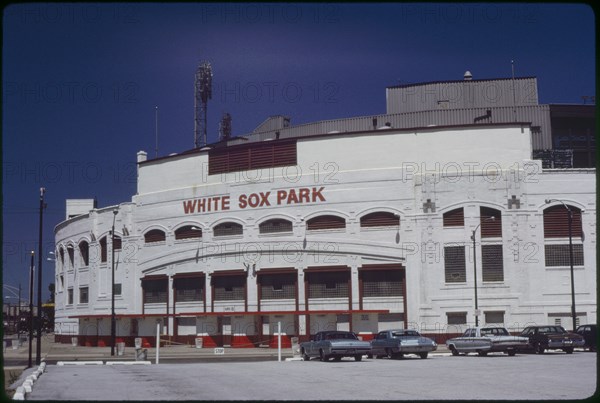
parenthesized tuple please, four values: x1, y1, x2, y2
(446, 327, 529, 356)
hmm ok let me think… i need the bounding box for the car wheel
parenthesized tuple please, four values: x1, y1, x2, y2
(450, 346, 459, 356)
(507, 349, 516, 357)
(385, 348, 393, 359)
(333, 356, 342, 361)
(477, 351, 488, 357)
(536, 344, 545, 354)
(354, 355, 362, 362)
(301, 349, 310, 361)
(564, 347, 574, 354)
(366, 353, 373, 359)
(419, 352, 428, 359)
(319, 350, 329, 362)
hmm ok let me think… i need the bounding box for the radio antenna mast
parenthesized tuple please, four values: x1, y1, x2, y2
(194, 61, 213, 148)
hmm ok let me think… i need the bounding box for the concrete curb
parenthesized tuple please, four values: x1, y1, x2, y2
(57, 361, 104, 366)
(105, 361, 152, 365)
(13, 362, 46, 400)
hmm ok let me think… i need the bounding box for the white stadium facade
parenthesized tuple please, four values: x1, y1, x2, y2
(53, 75, 596, 348)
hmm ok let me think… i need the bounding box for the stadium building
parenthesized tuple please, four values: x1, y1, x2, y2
(53, 74, 596, 348)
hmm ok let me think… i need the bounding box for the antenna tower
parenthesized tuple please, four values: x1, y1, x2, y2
(219, 112, 232, 141)
(194, 61, 213, 148)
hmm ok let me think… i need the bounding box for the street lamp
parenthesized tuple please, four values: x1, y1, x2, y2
(545, 199, 577, 332)
(471, 215, 495, 327)
(110, 209, 118, 356)
(29, 250, 34, 368)
(36, 187, 46, 365)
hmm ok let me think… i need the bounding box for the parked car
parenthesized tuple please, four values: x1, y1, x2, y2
(369, 329, 437, 359)
(518, 325, 585, 354)
(575, 324, 597, 352)
(446, 327, 529, 356)
(300, 331, 371, 362)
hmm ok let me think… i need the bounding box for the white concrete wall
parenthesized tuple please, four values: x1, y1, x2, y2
(54, 125, 596, 337)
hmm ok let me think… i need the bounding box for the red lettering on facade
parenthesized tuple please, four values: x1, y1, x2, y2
(312, 187, 325, 202)
(183, 200, 197, 214)
(299, 188, 310, 203)
(277, 190, 287, 205)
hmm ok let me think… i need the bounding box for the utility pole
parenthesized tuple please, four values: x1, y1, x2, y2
(36, 187, 46, 365)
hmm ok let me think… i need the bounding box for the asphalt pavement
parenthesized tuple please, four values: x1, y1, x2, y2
(14, 350, 598, 400)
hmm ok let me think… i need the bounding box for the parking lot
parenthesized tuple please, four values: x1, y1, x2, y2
(23, 351, 596, 400)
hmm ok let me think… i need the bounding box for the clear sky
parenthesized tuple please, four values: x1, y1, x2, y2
(1, 3, 596, 302)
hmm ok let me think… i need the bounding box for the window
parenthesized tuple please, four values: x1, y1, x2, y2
(67, 245, 75, 268)
(59, 247, 65, 269)
(482, 245, 504, 282)
(447, 312, 467, 325)
(144, 229, 166, 244)
(443, 208, 464, 227)
(79, 287, 89, 304)
(260, 273, 296, 300)
(209, 140, 297, 175)
(213, 276, 246, 300)
(360, 270, 404, 297)
(480, 207, 502, 238)
(78, 241, 89, 267)
(213, 222, 243, 237)
(306, 215, 346, 231)
(484, 311, 504, 324)
(174, 277, 204, 302)
(67, 288, 73, 305)
(444, 245, 466, 283)
(113, 283, 122, 296)
(99, 237, 107, 263)
(544, 244, 584, 266)
(307, 271, 349, 298)
(543, 205, 583, 238)
(143, 279, 168, 303)
(113, 235, 122, 251)
(175, 225, 202, 240)
(259, 219, 293, 234)
(360, 212, 399, 228)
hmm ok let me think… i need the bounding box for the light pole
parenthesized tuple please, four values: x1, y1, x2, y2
(471, 216, 495, 327)
(110, 209, 118, 356)
(36, 187, 46, 365)
(29, 251, 34, 368)
(545, 199, 577, 332)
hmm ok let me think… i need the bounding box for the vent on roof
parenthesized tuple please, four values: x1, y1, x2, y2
(464, 71, 473, 80)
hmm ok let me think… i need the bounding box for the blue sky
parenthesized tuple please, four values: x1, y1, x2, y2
(2, 3, 596, 301)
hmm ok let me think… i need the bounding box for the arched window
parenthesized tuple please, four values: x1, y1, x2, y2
(67, 245, 75, 269)
(175, 225, 202, 240)
(213, 222, 243, 237)
(59, 247, 65, 269)
(144, 229, 166, 243)
(78, 241, 89, 267)
(543, 205, 584, 267)
(99, 237, 107, 262)
(360, 212, 399, 228)
(259, 219, 293, 234)
(443, 208, 464, 227)
(306, 215, 346, 231)
(543, 205, 583, 238)
(480, 207, 502, 238)
(113, 235, 122, 251)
